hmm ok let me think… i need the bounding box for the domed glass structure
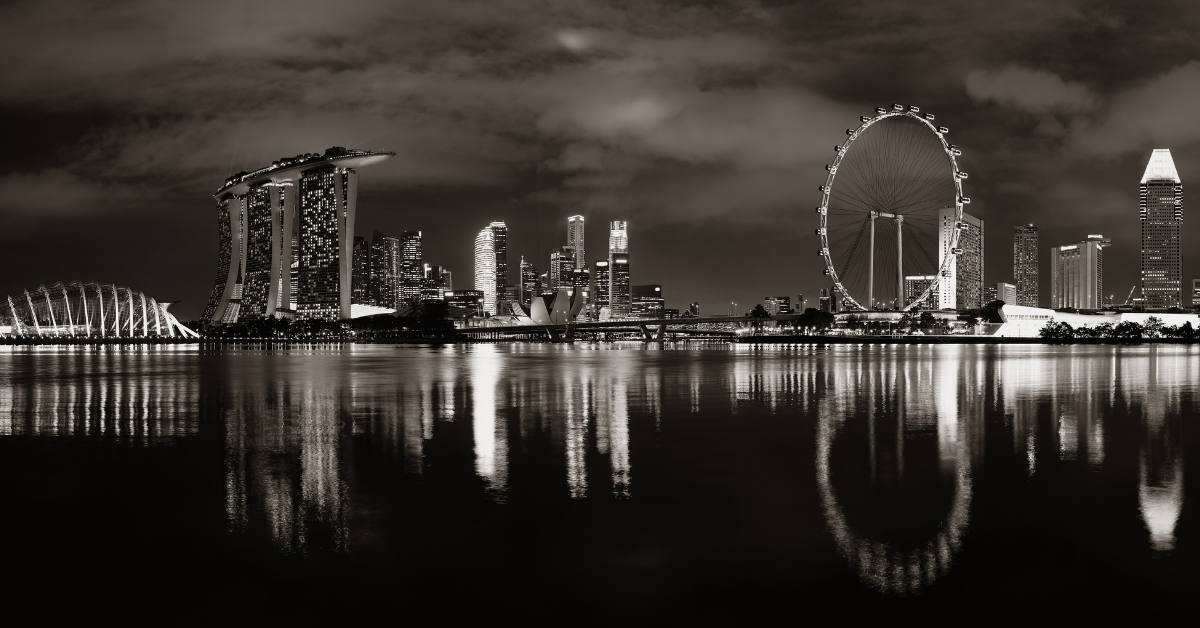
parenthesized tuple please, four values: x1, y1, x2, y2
(1, 281, 198, 339)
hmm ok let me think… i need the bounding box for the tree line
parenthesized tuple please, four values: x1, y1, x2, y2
(1038, 316, 1196, 340)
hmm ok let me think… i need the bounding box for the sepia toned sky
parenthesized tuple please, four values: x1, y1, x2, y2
(5, 0, 1200, 319)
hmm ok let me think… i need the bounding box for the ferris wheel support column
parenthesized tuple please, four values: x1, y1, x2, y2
(896, 215, 904, 310)
(868, 212, 877, 309)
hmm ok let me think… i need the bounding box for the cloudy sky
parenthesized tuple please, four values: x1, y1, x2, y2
(5, 0, 1200, 319)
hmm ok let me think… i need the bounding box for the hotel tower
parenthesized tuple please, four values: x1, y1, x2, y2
(202, 147, 394, 323)
(1140, 149, 1183, 308)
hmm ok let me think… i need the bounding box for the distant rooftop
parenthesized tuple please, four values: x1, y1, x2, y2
(215, 146, 394, 197)
(1141, 148, 1181, 184)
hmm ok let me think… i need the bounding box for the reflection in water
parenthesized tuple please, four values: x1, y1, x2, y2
(1, 343, 1194, 587)
(815, 348, 974, 594)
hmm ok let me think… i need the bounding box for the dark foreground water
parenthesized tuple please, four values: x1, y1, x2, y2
(0, 343, 1194, 620)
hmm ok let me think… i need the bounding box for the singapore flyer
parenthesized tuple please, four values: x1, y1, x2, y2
(816, 104, 970, 312)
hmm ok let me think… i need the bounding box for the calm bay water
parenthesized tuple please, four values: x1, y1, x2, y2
(0, 343, 1194, 620)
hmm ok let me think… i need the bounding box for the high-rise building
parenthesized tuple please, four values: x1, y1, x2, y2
(474, 227, 497, 316)
(1014, 224, 1039, 307)
(445, 290, 484, 311)
(687, 302, 701, 317)
(938, 208, 984, 310)
(904, 275, 939, 310)
(763, 296, 791, 316)
(422, 264, 451, 302)
(351, 236, 370, 305)
(996, 282, 1017, 304)
(400, 231, 423, 306)
(1140, 149, 1183, 308)
(819, 288, 831, 313)
(1051, 235, 1111, 310)
(592, 260, 610, 319)
(491, 221, 508, 312)
(608, 221, 630, 317)
(983, 285, 997, 304)
(203, 147, 394, 322)
(549, 246, 575, 290)
(566, 215, 585, 269)
(370, 229, 400, 308)
(1192, 279, 1200, 307)
(519, 257, 538, 309)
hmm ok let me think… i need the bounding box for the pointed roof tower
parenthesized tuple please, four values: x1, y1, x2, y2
(1141, 148, 1181, 183)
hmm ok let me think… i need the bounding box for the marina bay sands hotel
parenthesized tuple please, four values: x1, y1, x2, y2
(202, 147, 394, 323)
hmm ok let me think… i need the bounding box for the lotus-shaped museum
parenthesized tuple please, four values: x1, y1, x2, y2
(1, 281, 198, 339)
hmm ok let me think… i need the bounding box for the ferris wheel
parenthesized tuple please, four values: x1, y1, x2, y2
(816, 104, 969, 311)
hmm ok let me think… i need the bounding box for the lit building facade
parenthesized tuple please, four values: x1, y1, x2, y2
(1014, 224, 1039, 307)
(763, 296, 791, 315)
(371, 229, 400, 308)
(1051, 235, 1110, 310)
(592, 260, 610, 319)
(632, 284, 664, 318)
(474, 228, 497, 315)
(608, 221, 630, 317)
(351, 236, 370, 305)
(938, 208, 984, 310)
(400, 231, 423, 306)
(904, 275, 939, 310)
(550, 246, 575, 290)
(1193, 279, 1200, 307)
(983, 285, 997, 304)
(1140, 149, 1183, 308)
(996, 282, 1017, 304)
(203, 147, 394, 322)
(567, 215, 585, 269)
(519, 257, 538, 309)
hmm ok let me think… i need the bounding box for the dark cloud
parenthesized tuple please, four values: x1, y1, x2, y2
(4, 0, 1200, 317)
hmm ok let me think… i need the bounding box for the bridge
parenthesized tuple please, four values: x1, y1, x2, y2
(457, 316, 761, 342)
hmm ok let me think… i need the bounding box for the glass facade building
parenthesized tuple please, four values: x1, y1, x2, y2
(1051, 235, 1110, 310)
(400, 231, 423, 306)
(1140, 149, 1183, 308)
(203, 147, 394, 323)
(938, 208, 984, 310)
(1013, 224, 1039, 307)
(608, 221, 630, 318)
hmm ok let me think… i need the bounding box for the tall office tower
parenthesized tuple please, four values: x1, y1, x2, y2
(687, 302, 701, 317)
(351, 236, 371, 305)
(203, 148, 394, 322)
(763, 296, 791, 316)
(1192, 279, 1200, 307)
(1141, 149, 1183, 308)
(1014, 224, 1039, 307)
(938, 208, 984, 310)
(819, 288, 831, 313)
(549, 246, 575, 289)
(983, 285, 997, 304)
(370, 229, 400, 308)
(490, 222, 508, 312)
(592, 260, 610, 319)
(519, 257, 538, 308)
(474, 224, 509, 316)
(904, 275, 939, 310)
(1050, 235, 1111, 310)
(421, 264, 450, 302)
(570, 266, 591, 319)
(608, 220, 630, 317)
(400, 231, 423, 306)
(566, 215, 585, 269)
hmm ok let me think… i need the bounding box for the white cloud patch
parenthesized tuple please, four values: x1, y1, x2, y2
(1070, 61, 1200, 156)
(966, 66, 1095, 113)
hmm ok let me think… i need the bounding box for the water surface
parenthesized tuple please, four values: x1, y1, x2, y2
(0, 343, 1194, 620)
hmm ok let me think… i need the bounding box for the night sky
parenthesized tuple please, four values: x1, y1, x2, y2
(5, 0, 1200, 320)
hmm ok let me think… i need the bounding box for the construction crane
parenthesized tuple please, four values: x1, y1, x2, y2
(1123, 285, 1137, 306)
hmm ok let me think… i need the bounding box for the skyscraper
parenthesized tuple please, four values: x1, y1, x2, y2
(1140, 149, 1183, 308)
(474, 221, 508, 316)
(370, 228, 400, 308)
(1013, 224, 1039, 307)
(938, 208, 984, 310)
(608, 221, 630, 317)
(996, 282, 1017, 304)
(491, 221, 508, 313)
(1051, 235, 1111, 310)
(566, 215, 585, 269)
(400, 231, 423, 306)
(203, 147, 394, 322)
(904, 275, 939, 310)
(592, 260, 610, 319)
(351, 236, 370, 305)
(632, 285, 664, 318)
(519, 257, 538, 309)
(474, 227, 496, 316)
(763, 296, 792, 315)
(549, 246, 575, 290)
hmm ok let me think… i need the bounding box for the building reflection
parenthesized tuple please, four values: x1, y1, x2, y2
(0, 346, 199, 441)
(1134, 349, 1186, 552)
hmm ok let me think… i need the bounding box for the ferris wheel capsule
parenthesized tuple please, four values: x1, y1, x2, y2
(835, 145, 842, 152)
(957, 171, 968, 179)
(875, 107, 887, 114)
(846, 129, 856, 135)
(938, 126, 949, 134)
(908, 105, 920, 113)
(924, 113, 935, 121)
(815, 228, 825, 235)
(952, 248, 964, 255)
(815, 207, 826, 214)
(860, 116, 871, 122)
(960, 197, 971, 204)
(891, 103, 904, 111)
(823, 269, 831, 275)
(819, 185, 827, 192)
